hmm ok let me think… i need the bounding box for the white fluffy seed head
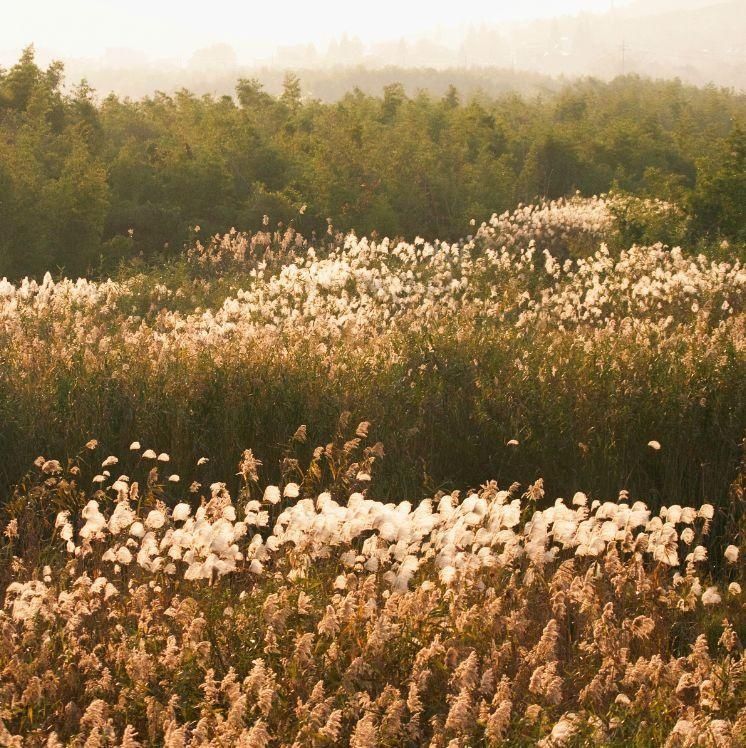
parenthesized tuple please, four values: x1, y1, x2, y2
(264, 485, 282, 504)
(172, 503, 191, 522)
(701, 586, 721, 606)
(724, 545, 739, 563)
(145, 510, 165, 530)
(283, 483, 300, 499)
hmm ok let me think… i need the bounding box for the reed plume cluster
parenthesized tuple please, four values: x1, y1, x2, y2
(1, 195, 743, 505)
(0, 194, 744, 745)
(1, 425, 744, 746)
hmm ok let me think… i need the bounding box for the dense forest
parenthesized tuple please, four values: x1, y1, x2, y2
(0, 46, 744, 278)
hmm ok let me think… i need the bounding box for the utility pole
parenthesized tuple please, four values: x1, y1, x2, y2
(621, 39, 626, 75)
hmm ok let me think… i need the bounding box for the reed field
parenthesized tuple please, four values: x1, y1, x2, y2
(0, 194, 744, 746)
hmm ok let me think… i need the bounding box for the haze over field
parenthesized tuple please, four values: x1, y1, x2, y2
(1, 0, 744, 98)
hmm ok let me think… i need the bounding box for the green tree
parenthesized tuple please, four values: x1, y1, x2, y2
(691, 125, 746, 242)
(280, 73, 302, 110)
(236, 78, 273, 110)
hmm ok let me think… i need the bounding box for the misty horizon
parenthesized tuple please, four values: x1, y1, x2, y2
(2, 0, 636, 64)
(2, 0, 744, 97)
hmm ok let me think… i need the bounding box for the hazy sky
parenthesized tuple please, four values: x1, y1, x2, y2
(2, 0, 631, 64)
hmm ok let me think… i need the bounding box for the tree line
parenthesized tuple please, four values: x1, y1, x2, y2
(1, 46, 744, 279)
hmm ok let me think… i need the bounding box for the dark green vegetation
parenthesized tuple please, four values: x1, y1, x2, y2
(1, 46, 744, 279)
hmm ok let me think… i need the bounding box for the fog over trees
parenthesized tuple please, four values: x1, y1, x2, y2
(2, 0, 743, 100)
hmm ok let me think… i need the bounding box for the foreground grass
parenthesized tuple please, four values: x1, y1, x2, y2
(1, 431, 744, 746)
